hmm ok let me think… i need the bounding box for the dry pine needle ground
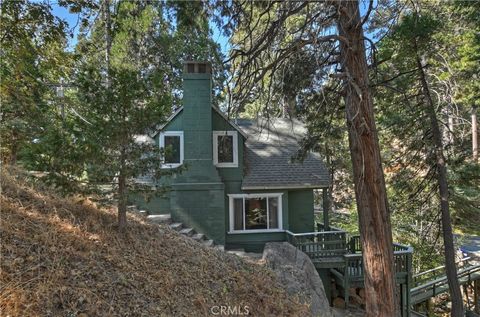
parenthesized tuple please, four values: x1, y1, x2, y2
(0, 167, 309, 317)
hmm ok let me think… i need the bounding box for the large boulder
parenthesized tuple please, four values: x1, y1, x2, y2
(263, 242, 333, 317)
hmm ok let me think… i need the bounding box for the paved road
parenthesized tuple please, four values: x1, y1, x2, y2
(456, 235, 480, 260)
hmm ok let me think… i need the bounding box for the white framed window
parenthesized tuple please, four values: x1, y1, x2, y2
(213, 131, 238, 168)
(228, 193, 283, 233)
(159, 131, 184, 168)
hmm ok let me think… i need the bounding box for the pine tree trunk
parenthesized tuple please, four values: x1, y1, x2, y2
(415, 51, 464, 317)
(104, 0, 111, 88)
(473, 105, 478, 161)
(337, 1, 396, 316)
(118, 168, 127, 232)
(9, 130, 18, 165)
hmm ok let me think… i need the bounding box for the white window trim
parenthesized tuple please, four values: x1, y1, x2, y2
(159, 131, 184, 168)
(213, 131, 238, 168)
(228, 193, 283, 233)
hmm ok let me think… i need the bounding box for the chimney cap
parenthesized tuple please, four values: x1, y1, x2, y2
(183, 61, 212, 74)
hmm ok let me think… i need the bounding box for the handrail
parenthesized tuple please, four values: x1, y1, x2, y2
(285, 229, 347, 236)
(317, 222, 345, 232)
(411, 264, 480, 293)
(413, 257, 471, 279)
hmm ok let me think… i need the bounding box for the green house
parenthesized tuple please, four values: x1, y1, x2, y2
(131, 61, 330, 252)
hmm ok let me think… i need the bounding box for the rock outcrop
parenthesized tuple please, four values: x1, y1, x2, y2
(263, 242, 333, 317)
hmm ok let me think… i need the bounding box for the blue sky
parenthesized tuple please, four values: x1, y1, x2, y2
(52, 1, 372, 53)
(51, 2, 230, 53)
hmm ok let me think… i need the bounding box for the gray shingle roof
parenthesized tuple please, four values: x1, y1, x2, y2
(237, 118, 330, 190)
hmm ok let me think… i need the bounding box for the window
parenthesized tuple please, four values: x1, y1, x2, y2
(213, 131, 238, 168)
(228, 194, 283, 232)
(159, 131, 184, 168)
(198, 63, 207, 73)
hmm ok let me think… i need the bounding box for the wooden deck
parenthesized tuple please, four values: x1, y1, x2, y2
(411, 260, 480, 305)
(284, 224, 480, 316)
(286, 224, 414, 316)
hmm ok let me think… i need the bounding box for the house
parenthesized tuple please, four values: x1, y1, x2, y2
(130, 62, 445, 317)
(130, 61, 330, 252)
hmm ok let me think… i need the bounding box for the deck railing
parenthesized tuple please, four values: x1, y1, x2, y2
(287, 225, 414, 317)
(413, 257, 472, 287)
(411, 258, 480, 305)
(347, 235, 413, 276)
(285, 229, 347, 260)
(349, 235, 362, 253)
(287, 228, 413, 280)
(317, 222, 345, 233)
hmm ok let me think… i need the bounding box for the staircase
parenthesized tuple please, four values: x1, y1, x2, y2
(128, 206, 222, 250)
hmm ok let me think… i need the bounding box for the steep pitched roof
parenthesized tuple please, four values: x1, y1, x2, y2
(236, 118, 330, 190)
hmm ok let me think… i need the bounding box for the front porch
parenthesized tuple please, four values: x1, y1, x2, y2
(286, 222, 414, 317)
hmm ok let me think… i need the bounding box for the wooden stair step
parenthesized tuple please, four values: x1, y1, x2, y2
(202, 239, 214, 247)
(179, 228, 194, 236)
(169, 223, 183, 231)
(226, 249, 246, 256)
(147, 214, 171, 224)
(192, 233, 205, 241)
(214, 245, 225, 252)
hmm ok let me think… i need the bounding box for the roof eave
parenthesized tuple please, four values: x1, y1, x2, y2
(241, 184, 329, 190)
(211, 107, 248, 139)
(151, 106, 248, 139)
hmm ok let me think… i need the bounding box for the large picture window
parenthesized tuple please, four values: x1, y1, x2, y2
(213, 131, 238, 168)
(159, 131, 184, 168)
(228, 194, 283, 232)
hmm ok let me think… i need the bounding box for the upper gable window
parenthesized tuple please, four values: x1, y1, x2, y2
(213, 131, 238, 168)
(159, 131, 184, 168)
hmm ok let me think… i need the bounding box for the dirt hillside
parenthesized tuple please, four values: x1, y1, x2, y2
(0, 168, 309, 316)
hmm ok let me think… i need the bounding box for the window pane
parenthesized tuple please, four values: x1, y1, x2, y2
(268, 197, 279, 229)
(233, 198, 243, 230)
(164, 136, 180, 164)
(245, 198, 267, 230)
(217, 135, 233, 163)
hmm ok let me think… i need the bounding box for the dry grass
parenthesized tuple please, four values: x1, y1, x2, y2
(0, 167, 309, 316)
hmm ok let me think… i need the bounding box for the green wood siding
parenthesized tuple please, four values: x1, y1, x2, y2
(226, 232, 286, 253)
(288, 189, 315, 233)
(170, 183, 225, 244)
(129, 72, 317, 249)
(128, 192, 171, 214)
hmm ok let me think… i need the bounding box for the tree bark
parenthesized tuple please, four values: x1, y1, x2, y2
(118, 166, 127, 232)
(337, 1, 396, 316)
(415, 50, 464, 317)
(103, 0, 111, 88)
(473, 105, 478, 161)
(9, 129, 18, 165)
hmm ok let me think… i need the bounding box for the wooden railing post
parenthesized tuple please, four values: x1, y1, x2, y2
(322, 188, 330, 231)
(475, 279, 479, 314)
(404, 250, 412, 317)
